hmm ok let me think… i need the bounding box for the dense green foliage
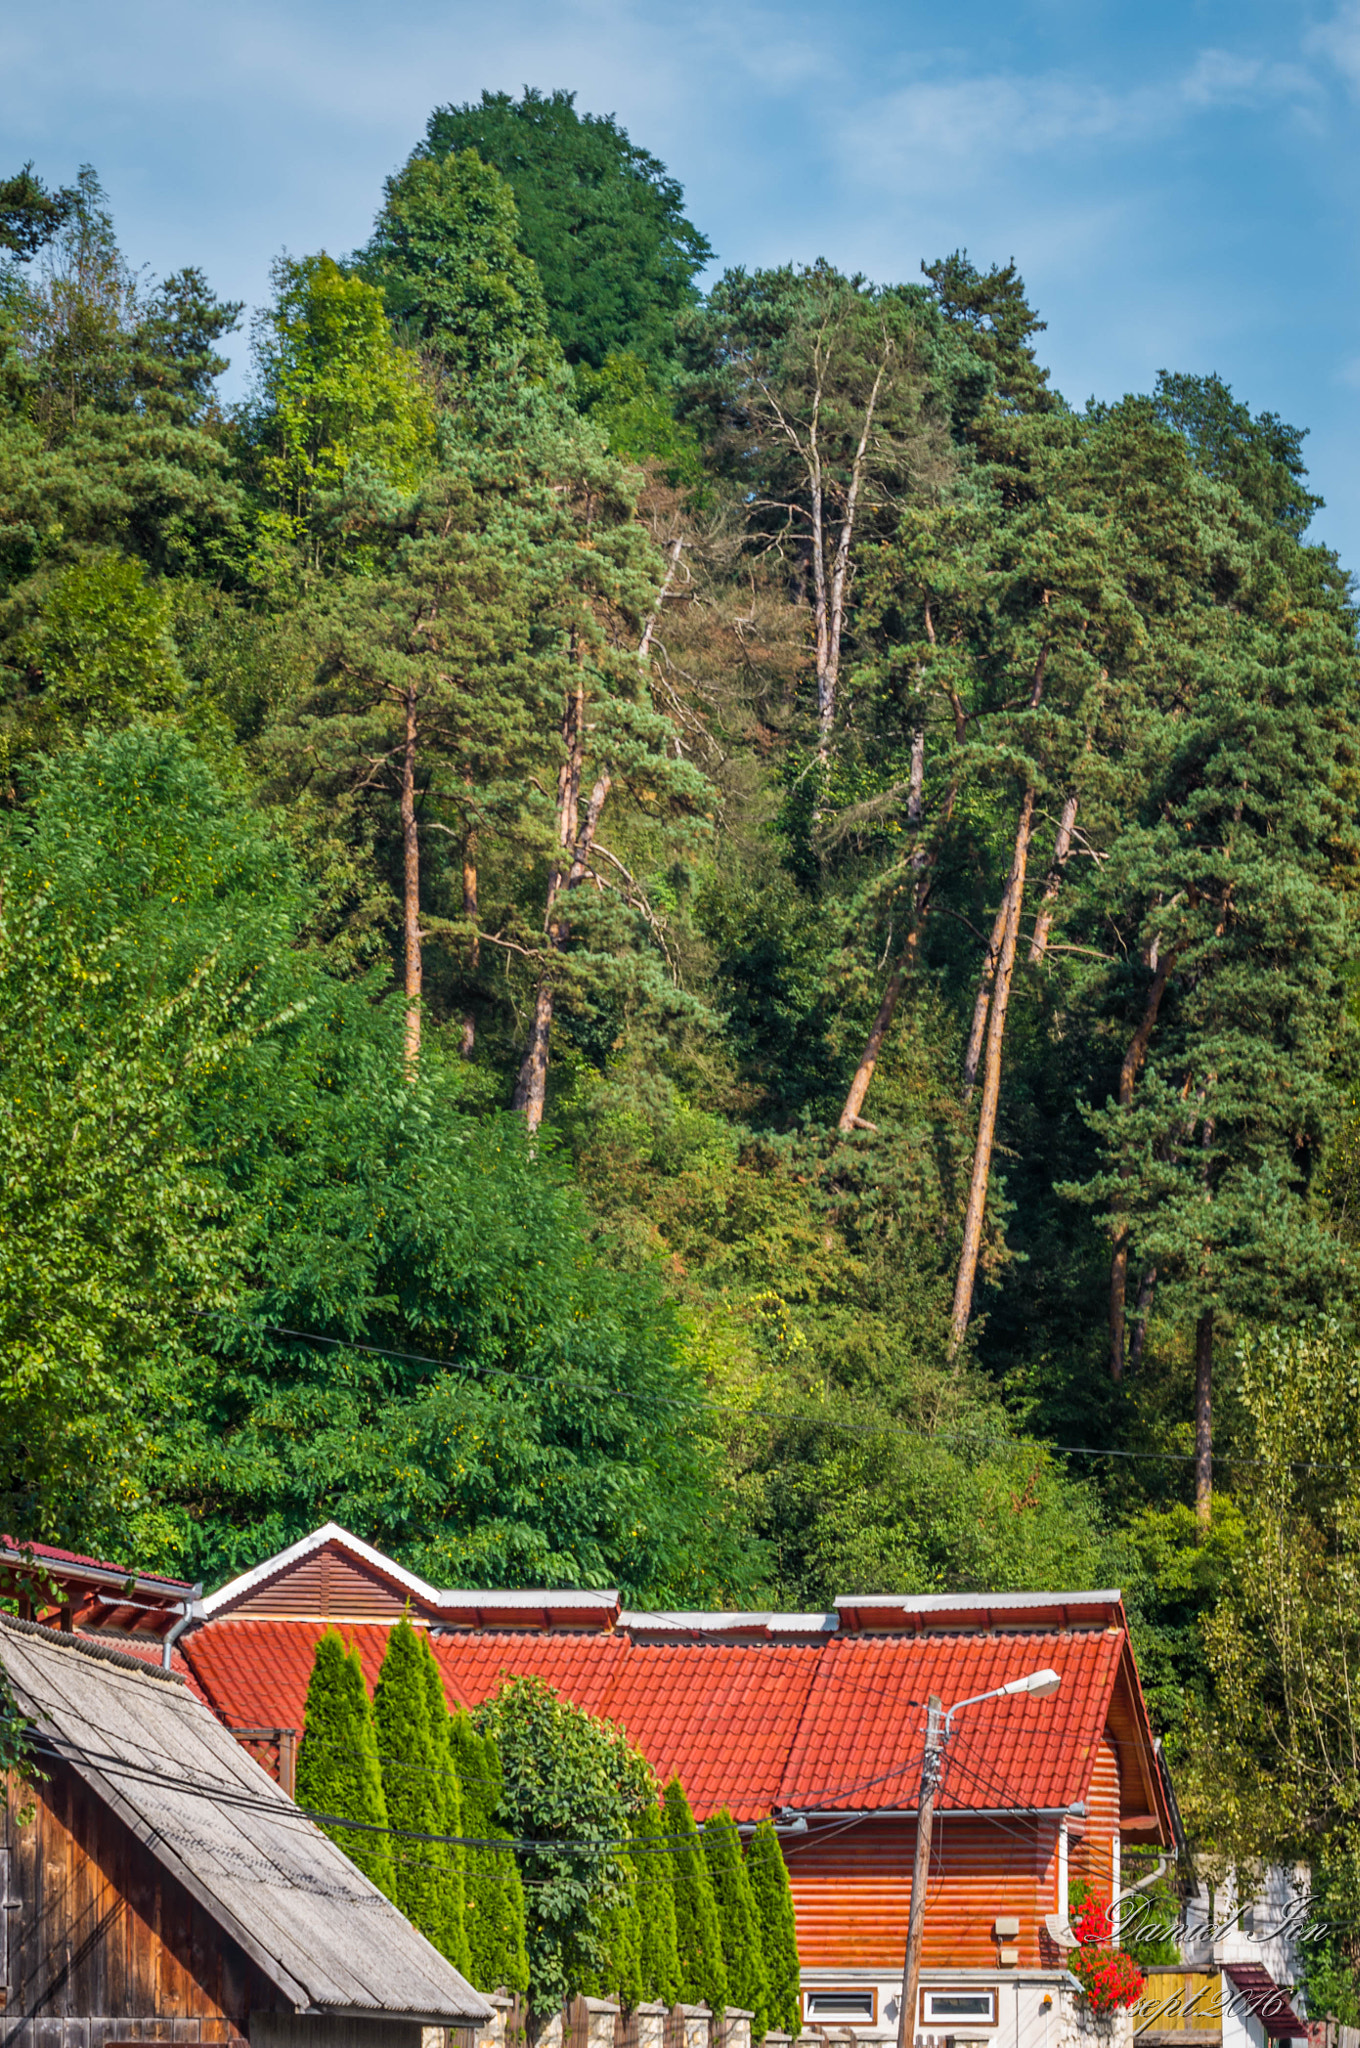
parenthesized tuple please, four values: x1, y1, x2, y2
(451, 1707, 530, 1993)
(746, 1821, 800, 2036)
(420, 90, 711, 372)
(476, 1676, 654, 2017)
(663, 1777, 728, 2014)
(295, 1629, 396, 1892)
(703, 1807, 767, 2028)
(5, 97, 1360, 1989)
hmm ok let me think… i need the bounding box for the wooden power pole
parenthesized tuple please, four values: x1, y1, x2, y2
(896, 1694, 945, 2048)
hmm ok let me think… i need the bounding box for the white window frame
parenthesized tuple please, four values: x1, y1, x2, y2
(919, 1988, 999, 2029)
(802, 1989, 879, 2027)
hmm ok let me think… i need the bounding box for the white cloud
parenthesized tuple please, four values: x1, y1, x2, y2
(1306, 2, 1360, 93)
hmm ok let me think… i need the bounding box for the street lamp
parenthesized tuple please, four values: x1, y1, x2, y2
(895, 1669, 1062, 2048)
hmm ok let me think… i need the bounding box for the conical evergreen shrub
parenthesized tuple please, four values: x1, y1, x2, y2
(634, 1795, 680, 2005)
(746, 1819, 800, 2037)
(450, 1707, 529, 1993)
(295, 1629, 396, 1894)
(373, 1616, 446, 1948)
(703, 1807, 768, 2031)
(420, 1631, 470, 1972)
(589, 1850, 644, 2008)
(663, 1776, 728, 2015)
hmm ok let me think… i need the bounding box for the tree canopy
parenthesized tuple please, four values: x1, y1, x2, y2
(421, 90, 712, 372)
(6, 114, 1360, 1993)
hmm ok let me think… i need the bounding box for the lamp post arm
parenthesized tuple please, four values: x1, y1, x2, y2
(943, 1683, 1010, 1737)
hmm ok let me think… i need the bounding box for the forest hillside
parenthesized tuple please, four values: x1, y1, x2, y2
(3, 97, 1360, 1978)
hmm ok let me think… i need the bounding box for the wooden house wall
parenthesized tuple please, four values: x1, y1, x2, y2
(784, 1815, 1062, 1971)
(227, 1550, 423, 1623)
(3, 1761, 285, 2048)
(1071, 1738, 1121, 1899)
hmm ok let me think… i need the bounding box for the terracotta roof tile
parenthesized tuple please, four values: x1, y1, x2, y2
(0, 1536, 194, 1589)
(182, 1619, 1129, 1825)
(779, 1628, 1124, 1814)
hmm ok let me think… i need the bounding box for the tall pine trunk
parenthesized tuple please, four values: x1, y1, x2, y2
(947, 644, 1049, 1353)
(838, 725, 926, 1131)
(813, 355, 889, 764)
(1109, 954, 1173, 1379)
(1028, 791, 1079, 964)
(949, 784, 1035, 1356)
(512, 667, 585, 1132)
(400, 685, 421, 1077)
(1195, 1307, 1214, 1527)
(513, 556, 678, 1131)
(460, 832, 479, 1058)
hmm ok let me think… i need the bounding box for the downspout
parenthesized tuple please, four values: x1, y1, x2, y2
(163, 1585, 204, 1672)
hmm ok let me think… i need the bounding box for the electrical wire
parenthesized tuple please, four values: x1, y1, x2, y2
(255, 1321, 1335, 1475)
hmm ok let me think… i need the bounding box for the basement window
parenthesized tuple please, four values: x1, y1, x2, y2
(920, 1991, 998, 2028)
(803, 1991, 878, 2025)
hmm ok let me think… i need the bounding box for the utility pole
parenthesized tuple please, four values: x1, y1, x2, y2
(896, 1695, 944, 2048)
(893, 1668, 1061, 2048)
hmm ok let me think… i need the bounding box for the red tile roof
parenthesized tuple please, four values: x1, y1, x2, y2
(780, 1628, 1124, 1814)
(0, 1536, 194, 1590)
(182, 1617, 1139, 1826)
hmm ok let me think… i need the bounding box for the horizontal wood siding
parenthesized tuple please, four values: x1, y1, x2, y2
(1072, 1739, 1120, 1900)
(232, 1549, 420, 1622)
(784, 1815, 1060, 1971)
(6, 1761, 280, 2034)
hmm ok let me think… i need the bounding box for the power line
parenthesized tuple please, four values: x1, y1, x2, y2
(255, 1321, 1334, 1476)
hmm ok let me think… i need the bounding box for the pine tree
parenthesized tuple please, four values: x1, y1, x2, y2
(745, 1820, 800, 2038)
(450, 1707, 529, 1993)
(703, 1808, 767, 2029)
(663, 1778, 728, 2014)
(372, 1616, 445, 1946)
(295, 1629, 396, 1895)
(633, 1796, 680, 2006)
(420, 1631, 470, 1972)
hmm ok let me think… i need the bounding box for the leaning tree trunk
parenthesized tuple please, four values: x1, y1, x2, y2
(838, 725, 927, 1132)
(460, 831, 479, 1058)
(961, 896, 1009, 1104)
(962, 791, 1077, 1102)
(1028, 792, 1079, 964)
(949, 784, 1035, 1357)
(1194, 1306, 1214, 1528)
(1109, 953, 1173, 1380)
(400, 685, 422, 1078)
(511, 669, 585, 1132)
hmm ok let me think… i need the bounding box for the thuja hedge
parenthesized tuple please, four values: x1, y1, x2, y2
(298, 1641, 802, 2025)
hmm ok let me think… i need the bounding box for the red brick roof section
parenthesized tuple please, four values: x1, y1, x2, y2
(779, 1627, 1124, 1815)
(182, 1619, 1129, 1825)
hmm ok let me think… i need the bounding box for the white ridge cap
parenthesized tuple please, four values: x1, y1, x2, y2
(620, 1610, 838, 1635)
(833, 1589, 1121, 1611)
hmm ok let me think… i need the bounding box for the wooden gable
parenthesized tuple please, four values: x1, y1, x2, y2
(217, 1541, 436, 1624)
(4, 1757, 283, 2047)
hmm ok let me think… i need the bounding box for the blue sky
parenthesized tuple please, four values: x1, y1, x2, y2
(5, 0, 1360, 564)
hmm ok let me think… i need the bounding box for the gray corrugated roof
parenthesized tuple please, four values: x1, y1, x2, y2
(0, 1614, 491, 2026)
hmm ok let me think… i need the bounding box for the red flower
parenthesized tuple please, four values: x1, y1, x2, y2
(1067, 1893, 1146, 2013)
